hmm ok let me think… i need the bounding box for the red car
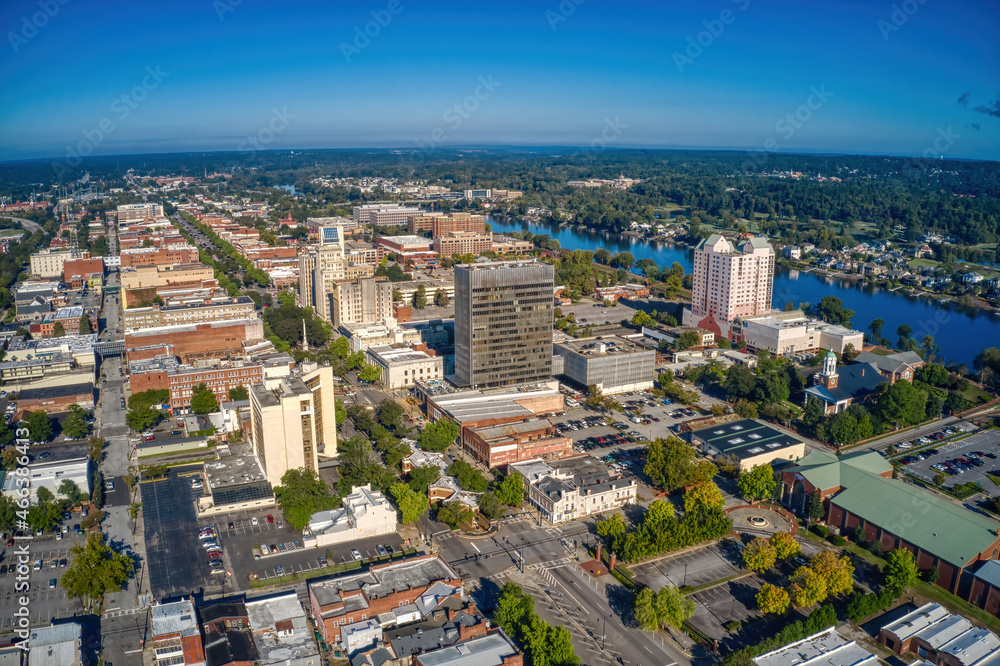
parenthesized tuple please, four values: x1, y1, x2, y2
(267, 514, 274, 523)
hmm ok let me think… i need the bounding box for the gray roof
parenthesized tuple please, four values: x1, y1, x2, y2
(881, 603, 1000, 665)
(973, 560, 1000, 589)
(310, 556, 459, 610)
(414, 631, 519, 666)
(691, 418, 804, 460)
(804, 362, 885, 405)
(753, 627, 877, 666)
(853, 350, 924, 374)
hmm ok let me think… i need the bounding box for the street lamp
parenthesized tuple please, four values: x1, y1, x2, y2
(684, 562, 688, 587)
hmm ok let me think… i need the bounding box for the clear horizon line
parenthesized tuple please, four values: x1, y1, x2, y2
(2, 143, 997, 167)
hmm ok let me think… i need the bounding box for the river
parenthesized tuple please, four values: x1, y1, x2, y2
(487, 218, 1000, 369)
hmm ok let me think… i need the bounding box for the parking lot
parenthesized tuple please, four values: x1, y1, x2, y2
(899, 429, 1000, 492)
(141, 466, 227, 599)
(688, 577, 765, 646)
(0, 537, 86, 629)
(630, 540, 743, 590)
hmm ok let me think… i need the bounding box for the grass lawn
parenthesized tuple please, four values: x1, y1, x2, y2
(914, 580, 1000, 635)
(802, 524, 1000, 635)
(959, 382, 994, 404)
(908, 258, 941, 270)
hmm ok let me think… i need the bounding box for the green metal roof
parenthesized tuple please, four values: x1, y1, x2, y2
(832, 474, 1000, 568)
(789, 450, 891, 491)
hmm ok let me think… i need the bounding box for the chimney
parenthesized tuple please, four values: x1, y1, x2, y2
(595, 544, 602, 564)
(609, 552, 617, 572)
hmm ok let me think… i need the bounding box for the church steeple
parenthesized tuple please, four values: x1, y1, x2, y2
(820, 350, 839, 389)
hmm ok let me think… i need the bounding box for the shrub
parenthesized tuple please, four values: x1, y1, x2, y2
(829, 534, 846, 547)
(811, 524, 830, 538)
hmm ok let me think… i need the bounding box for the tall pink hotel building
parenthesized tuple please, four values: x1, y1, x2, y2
(682, 234, 775, 341)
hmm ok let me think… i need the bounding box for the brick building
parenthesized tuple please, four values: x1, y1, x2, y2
(62, 257, 105, 285)
(433, 232, 493, 257)
(781, 450, 1000, 595)
(309, 555, 461, 645)
(408, 212, 486, 236)
(128, 355, 265, 413)
(462, 418, 571, 468)
(120, 246, 199, 268)
(122, 297, 257, 332)
(150, 598, 207, 666)
(125, 319, 264, 363)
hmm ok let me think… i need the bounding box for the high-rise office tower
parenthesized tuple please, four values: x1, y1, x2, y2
(454, 261, 554, 387)
(248, 364, 337, 485)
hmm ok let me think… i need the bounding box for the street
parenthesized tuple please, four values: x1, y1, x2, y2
(429, 514, 692, 666)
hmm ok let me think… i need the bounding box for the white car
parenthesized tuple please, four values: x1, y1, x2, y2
(251, 516, 259, 526)
(897, 442, 912, 450)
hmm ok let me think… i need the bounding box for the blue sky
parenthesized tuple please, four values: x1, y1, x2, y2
(1, 0, 998, 161)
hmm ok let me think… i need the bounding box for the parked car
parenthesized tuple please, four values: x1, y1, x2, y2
(351, 549, 362, 561)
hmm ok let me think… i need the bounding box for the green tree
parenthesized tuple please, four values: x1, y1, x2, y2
(36, 486, 54, 504)
(52, 321, 65, 337)
(674, 330, 702, 350)
(723, 364, 757, 400)
(841, 343, 860, 362)
(1, 447, 20, 470)
(630, 310, 656, 328)
(61, 534, 135, 610)
(610, 251, 635, 270)
(868, 318, 885, 343)
(634, 586, 695, 631)
(737, 463, 776, 505)
(802, 396, 824, 427)
(644, 436, 717, 492)
(59, 479, 86, 504)
(273, 468, 338, 530)
(446, 460, 489, 492)
(684, 482, 725, 515)
(418, 418, 459, 452)
(477, 491, 505, 520)
(91, 470, 103, 508)
(389, 483, 428, 524)
(494, 582, 535, 635)
(334, 398, 347, 426)
(78, 314, 92, 335)
(413, 284, 428, 308)
(884, 548, 918, 594)
(359, 363, 381, 383)
(126, 406, 163, 432)
(228, 386, 249, 401)
(376, 399, 405, 431)
(407, 466, 440, 494)
(809, 296, 855, 327)
(434, 288, 449, 307)
(22, 410, 54, 443)
(808, 491, 825, 525)
(62, 404, 92, 440)
(190, 383, 219, 414)
(897, 324, 914, 350)
(873, 380, 927, 429)
(495, 472, 524, 506)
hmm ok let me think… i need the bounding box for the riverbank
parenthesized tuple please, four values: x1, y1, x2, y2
(488, 216, 1000, 368)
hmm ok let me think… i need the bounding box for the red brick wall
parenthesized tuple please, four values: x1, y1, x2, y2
(121, 248, 197, 267)
(63, 258, 105, 281)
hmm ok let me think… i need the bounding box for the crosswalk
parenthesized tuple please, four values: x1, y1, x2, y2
(104, 606, 147, 619)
